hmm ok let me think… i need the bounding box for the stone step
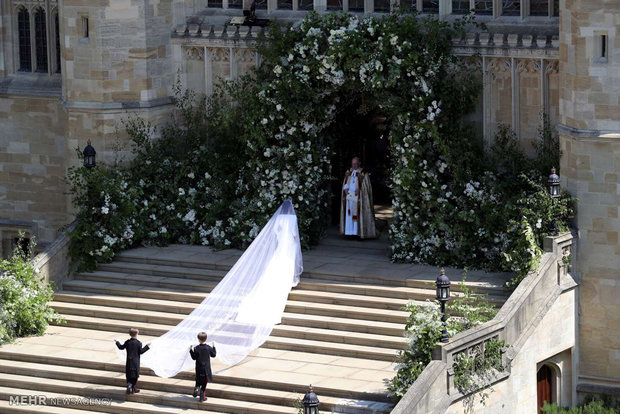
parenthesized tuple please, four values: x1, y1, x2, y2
(61, 279, 410, 323)
(114, 251, 509, 297)
(0, 359, 391, 413)
(73, 268, 505, 310)
(73, 270, 413, 309)
(53, 293, 406, 336)
(54, 315, 400, 361)
(98, 261, 227, 281)
(0, 348, 392, 403)
(0, 372, 296, 414)
(53, 307, 406, 351)
(92, 264, 437, 309)
(0, 387, 217, 414)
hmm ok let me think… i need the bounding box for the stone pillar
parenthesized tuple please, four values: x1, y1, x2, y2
(60, 0, 175, 163)
(558, 0, 620, 402)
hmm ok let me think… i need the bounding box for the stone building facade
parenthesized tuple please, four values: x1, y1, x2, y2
(558, 0, 620, 400)
(0, 0, 618, 406)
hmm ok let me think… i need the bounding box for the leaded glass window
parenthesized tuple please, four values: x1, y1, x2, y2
(208, 0, 223, 7)
(327, 0, 343, 11)
(452, 0, 470, 14)
(349, 0, 364, 12)
(298, 0, 313, 9)
(422, 0, 439, 13)
(374, 0, 390, 12)
(255, 0, 267, 8)
(55, 13, 61, 73)
(34, 8, 48, 73)
(530, 0, 548, 15)
(474, 0, 493, 14)
(17, 7, 31, 72)
(502, 0, 520, 15)
(277, 0, 292, 9)
(228, 0, 242, 8)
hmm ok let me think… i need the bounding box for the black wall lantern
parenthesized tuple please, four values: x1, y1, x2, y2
(83, 140, 96, 168)
(548, 167, 560, 199)
(301, 385, 320, 414)
(435, 268, 451, 343)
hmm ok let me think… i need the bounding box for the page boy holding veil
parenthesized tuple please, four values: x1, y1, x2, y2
(190, 332, 217, 402)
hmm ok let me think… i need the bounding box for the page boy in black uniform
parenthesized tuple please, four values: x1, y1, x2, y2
(115, 328, 150, 394)
(189, 331, 217, 402)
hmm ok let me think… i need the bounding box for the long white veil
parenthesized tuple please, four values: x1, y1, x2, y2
(120, 201, 303, 378)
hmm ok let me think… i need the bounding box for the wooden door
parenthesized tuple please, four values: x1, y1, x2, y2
(537, 365, 553, 413)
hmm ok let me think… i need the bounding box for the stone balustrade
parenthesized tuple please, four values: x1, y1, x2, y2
(392, 231, 577, 413)
(31, 222, 75, 290)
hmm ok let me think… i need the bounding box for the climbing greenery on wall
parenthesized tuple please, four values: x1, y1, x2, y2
(67, 10, 573, 290)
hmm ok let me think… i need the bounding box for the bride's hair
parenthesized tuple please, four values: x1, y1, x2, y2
(197, 332, 208, 342)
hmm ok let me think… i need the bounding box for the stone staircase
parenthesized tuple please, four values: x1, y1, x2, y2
(0, 231, 510, 414)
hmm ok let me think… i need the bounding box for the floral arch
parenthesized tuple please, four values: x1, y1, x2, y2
(69, 11, 573, 286)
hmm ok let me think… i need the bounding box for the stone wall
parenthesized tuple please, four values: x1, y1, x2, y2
(558, 0, 620, 399)
(0, 93, 70, 245)
(61, 0, 174, 105)
(446, 289, 577, 413)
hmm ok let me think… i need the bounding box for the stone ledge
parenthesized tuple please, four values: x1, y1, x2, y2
(0, 73, 62, 97)
(63, 97, 174, 110)
(557, 123, 620, 140)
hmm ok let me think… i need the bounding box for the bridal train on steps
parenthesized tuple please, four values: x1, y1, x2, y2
(116, 201, 303, 378)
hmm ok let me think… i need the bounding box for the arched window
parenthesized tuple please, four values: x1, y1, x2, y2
(34, 8, 48, 72)
(55, 12, 61, 73)
(17, 7, 31, 71)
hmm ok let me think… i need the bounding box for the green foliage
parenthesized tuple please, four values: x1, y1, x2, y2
(391, 110, 575, 290)
(542, 397, 620, 414)
(452, 338, 507, 408)
(532, 113, 562, 177)
(0, 235, 63, 344)
(293, 397, 304, 414)
(388, 277, 499, 399)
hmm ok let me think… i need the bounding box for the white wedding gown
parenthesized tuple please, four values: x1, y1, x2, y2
(117, 201, 303, 377)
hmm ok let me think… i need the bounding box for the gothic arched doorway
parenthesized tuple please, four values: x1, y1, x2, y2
(327, 99, 392, 227)
(537, 364, 554, 412)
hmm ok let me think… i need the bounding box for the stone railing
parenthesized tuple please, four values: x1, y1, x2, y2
(392, 231, 575, 414)
(31, 222, 75, 289)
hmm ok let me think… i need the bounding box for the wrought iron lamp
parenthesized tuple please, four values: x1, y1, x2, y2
(435, 268, 451, 343)
(302, 385, 320, 414)
(548, 167, 560, 199)
(83, 140, 96, 168)
(548, 167, 561, 234)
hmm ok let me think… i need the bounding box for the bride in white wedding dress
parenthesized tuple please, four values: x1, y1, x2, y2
(119, 201, 303, 378)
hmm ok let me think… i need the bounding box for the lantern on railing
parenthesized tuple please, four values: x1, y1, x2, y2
(83, 140, 96, 168)
(435, 268, 451, 343)
(435, 268, 451, 302)
(548, 167, 560, 199)
(301, 385, 319, 414)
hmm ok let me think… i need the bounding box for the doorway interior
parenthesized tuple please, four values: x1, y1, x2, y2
(327, 99, 392, 228)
